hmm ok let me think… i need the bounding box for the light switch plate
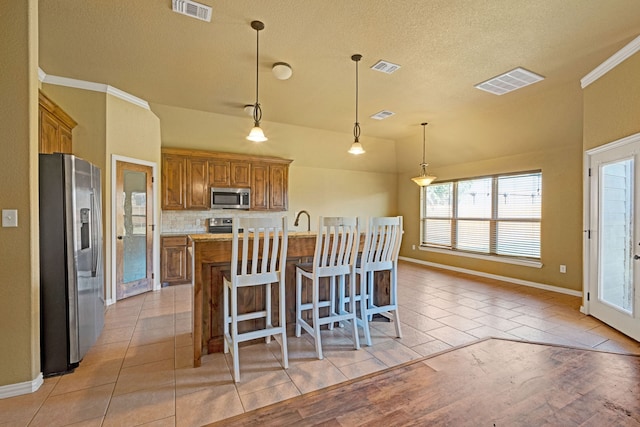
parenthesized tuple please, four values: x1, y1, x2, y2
(2, 209, 18, 227)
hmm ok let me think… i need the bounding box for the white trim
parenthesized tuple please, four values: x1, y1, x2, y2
(110, 155, 161, 305)
(581, 34, 640, 89)
(400, 256, 582, 297)
(583, 131, 640, 317)
(585, 132, 640, 155)
(419, 245, 543, 268)
(38, 68, 150, 110)
(0, 373, 43, 399)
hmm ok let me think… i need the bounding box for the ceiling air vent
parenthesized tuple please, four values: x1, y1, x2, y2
(370, 110, 395, 120)
(172, 0, 212, 22)
(370, 60, 401, 74)
(474, 67, 544, 95)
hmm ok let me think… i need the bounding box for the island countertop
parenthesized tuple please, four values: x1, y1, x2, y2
(188, 231, 317, 242)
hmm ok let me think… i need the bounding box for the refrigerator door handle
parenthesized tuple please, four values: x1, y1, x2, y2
(91, 191, 98, 277)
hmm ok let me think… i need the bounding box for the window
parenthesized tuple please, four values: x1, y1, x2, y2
(421, 171, 542, 260)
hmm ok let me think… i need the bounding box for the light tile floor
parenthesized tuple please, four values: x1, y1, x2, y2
(2, 262, 639, 426)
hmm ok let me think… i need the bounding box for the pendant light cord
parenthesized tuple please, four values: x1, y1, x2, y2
(352, 54, 362, 141)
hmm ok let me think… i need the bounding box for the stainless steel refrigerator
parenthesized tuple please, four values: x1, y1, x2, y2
(39, 153, 105, 376)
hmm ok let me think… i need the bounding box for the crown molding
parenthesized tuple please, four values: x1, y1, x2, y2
(0, 373, 43, 399)
(38, 68, 150, 110)
(581, 34, 640, 89)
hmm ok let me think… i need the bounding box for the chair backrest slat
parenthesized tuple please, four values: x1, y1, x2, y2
(313, 216, 359, 275)
(361, 216, 403, 269)
(231, 215, 288, 286)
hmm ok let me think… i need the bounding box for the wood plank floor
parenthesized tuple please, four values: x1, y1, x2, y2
(208, 338, 640, 426)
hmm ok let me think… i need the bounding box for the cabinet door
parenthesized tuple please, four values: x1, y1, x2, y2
(269, 164, 289, 211)
(230, 162, 251, 187)
(251, 163, 269, 210)
(209, 160, 230, 187)
(59, 126, 73, 154)
(162, 155, 186, 209)
(161, 236, 191, 284)
(40, 109, 60, 154)
(186, 157, 209, 209)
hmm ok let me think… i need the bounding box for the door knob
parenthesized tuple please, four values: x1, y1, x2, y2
(634, 255, 640, 260)
(117, 235, 123, 240)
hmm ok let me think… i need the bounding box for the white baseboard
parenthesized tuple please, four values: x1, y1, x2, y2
(399, 256, 582, 297)
(0, 373, 43, 399)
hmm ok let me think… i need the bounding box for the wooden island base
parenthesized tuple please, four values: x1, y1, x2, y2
(190, 233, 390, 366)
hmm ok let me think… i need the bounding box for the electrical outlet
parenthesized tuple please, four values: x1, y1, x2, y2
(560, 265, 566, 273)
(412, 244, 416, 250)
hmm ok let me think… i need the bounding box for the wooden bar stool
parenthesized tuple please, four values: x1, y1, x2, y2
(355, 216, 403, 346)
(295, 216, 361, 360)
(223, 215, 288, 382)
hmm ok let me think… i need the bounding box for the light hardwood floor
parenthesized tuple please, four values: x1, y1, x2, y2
(1, 261, 639, 426)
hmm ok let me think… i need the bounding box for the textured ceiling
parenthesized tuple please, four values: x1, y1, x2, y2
(39, 0, 640, 142)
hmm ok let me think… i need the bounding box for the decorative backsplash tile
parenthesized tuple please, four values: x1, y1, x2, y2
(160, 210, 287, 234)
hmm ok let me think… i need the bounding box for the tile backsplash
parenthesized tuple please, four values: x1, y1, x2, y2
(161, 210, 288, 234)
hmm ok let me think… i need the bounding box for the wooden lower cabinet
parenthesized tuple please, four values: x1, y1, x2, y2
(160, 236, 192, 285)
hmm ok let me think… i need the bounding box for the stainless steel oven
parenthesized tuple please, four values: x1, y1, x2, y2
(210, 187, 250, 210)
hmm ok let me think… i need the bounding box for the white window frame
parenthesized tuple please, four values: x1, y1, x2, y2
(420, 170, 543, 268)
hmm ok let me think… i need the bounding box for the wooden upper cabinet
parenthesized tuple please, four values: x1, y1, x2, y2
(230, 162, 251, 187)
(186, 157, 209, 209)
(161, 148, 291, 211)
(209, 160, 231, 187)
(250, 163, 269, 210)
(269, 163, 289, 211)
(39, 91, 76, 154)
(162, 155, 186, 209)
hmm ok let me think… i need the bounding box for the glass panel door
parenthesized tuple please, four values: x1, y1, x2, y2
(588, 136, 640, 341)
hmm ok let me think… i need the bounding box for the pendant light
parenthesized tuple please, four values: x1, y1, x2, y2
(247, 20, 267, 142)
(348, 54, 365, 155)
(411, 122, 437, 186)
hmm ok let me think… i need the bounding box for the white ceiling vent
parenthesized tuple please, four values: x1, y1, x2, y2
(474, 67, 544, 95)
(172, 0, 212, 22)
(370, 60, 401, 74)
(370, 110, 395, 120)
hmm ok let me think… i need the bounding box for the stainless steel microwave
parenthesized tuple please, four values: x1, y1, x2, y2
(210, 187, 250, 210)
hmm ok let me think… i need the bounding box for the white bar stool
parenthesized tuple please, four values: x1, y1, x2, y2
(223, 215, 288, 382)
(295, 216, 361, 360)
(355, 216, 403, 346)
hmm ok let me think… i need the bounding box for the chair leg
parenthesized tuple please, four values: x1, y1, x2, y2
(231, 286, 240, 382)
(328, 276, 336, 330)
(391, 266, 402, 338)
(312, 277, 323, 360)
(348, 273, 360, 350)
(295, 269, 302, 338)
(223, 279, 229, 354)
(279, 278, 289, 369)
(359, 272, 372, 347)
(265, 282, 272, 344)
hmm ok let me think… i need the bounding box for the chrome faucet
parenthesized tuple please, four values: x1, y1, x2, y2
(294, 210, 311, 232)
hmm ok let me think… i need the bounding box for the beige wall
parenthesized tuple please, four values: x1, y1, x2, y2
(0, 0, 40, 386)
(396, 81, 584, 291)
(35, 88, 162, 303)
(151, 104, 399, 228)
(583, 51, 640, 150)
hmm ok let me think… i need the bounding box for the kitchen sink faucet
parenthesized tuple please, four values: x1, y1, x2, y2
(294, 210, 311, 232)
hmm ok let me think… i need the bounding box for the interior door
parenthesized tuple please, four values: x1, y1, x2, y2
(116, 161, 154, 300)
(588, 137, 640, 341)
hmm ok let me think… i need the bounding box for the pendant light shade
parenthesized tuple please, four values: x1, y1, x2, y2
(411, 122, 437, 186)
(349, 54, 365, 155)
(247, 20, 268, 142)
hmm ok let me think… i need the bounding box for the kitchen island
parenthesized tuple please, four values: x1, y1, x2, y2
(189, 232, 390, 367)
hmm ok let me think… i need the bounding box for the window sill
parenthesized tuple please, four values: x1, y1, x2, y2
(419, 246, 543, 268)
